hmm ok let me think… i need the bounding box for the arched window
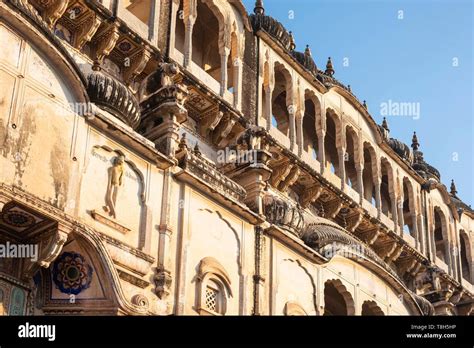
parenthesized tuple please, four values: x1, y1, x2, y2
(191, 1, 221, 83)
(325, 111, 340, 175)
(271, 63, 292, 135)
(323, 279, 355, 316)
(302, 96, 319, 160)
(361, 300, 385, 316)
(362, 143, 377, 206)
(380, 159, 393, 218)
(402, 178, 415, 235)
(345, 127, 358, 189)
(433, 207, 448, 263)
(196, 257, 232, 316)
(174, 1, 185, 53)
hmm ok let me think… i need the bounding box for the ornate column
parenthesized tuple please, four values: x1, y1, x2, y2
(220, 47, 230, 96)
(148, 0, 161, 44)
(338, 147, 347, 190)
(317, 130, 326, 174)
(374, 177, 382, 217)
(233, 57, 243, 109)
(183, 14, 196, 68)
(288, 105, 296, 152)
(296, 110, 304, 156)
(390, 192, 398, 233)
(398, 195, 405, 236)
(265, 85, 273, 131)
(356, 164, 364, 205)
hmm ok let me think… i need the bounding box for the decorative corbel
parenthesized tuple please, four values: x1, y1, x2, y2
(199, 108, 223, 137)
(358, 227, 380, 245)
(40, 0, 70, 29)
(374, 240, 397, 259)
(212, 113, 237, 147)
(278, 165, 300, 192)
(123, 47, 153, 86)
(300, 183, 322, 208)
(269, 159, 292, 188)
(93, 21, 120, 63)
(323, 199, 343, 219)
(345, 211, 363, 233)
(22, 223, 70, 281)
(73, 11, 101, 50)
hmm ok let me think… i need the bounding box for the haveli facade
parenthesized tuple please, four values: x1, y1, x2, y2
(0, 0, 472, 316)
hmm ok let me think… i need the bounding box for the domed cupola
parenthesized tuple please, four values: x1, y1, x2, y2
(86, 63, 141, 129)
(250, 0, 295, 51)
(290, 45, 318, 75)
(410, 132, 441, 181)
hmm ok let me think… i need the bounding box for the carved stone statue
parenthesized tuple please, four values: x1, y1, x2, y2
(103, 156, 125, 219)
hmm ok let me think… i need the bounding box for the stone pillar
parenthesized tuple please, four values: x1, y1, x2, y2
(288, 105, 296, 152)
(265, 85, 272, 131)
(296, 111, 304, 156)
(390, 192, 398, 233)
(183, 16, 196, 68)
(317, 130, 326, 174)
(220, 48, 230, 96)
(356, 164, 364, 205)
(338, 147, 346, 190)
(398, 196, 405, 236)
(233, 57, 242, 109)
(375, 178, 382, 217)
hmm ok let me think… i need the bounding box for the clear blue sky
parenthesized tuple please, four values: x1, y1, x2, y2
(242, 0, 473, 206)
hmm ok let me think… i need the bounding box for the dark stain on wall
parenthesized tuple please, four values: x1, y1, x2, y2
(49, 141, 70, 210)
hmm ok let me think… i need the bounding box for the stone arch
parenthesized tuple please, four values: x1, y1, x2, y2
(344, 125, 360, 190)
(271, 61, 293, 135)
(380, 157, 395, 218)
(433, 206, 450, 264)
(459, 230, 472, 282)
(362, 142, 378, 206)
(361, 300, 385, 316)
(323, 279, 355, 316)
(325, 108, 343, 175)
(402, 177, 416, 236)
(302, 90, 321, 160)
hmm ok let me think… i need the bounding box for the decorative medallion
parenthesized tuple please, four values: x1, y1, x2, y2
(118, 40, 133, 53)
(2, 210, 35, 228)
(52, 252, 93, 295)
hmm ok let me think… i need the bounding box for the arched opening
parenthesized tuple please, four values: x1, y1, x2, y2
(434, 207, 448, 263)
(191, 1, 222, 83)
(345, 126, 358, 189)
(174, 1, 185, 53)
(271, 63, 292, 136)
(361, 301, 385, 316)
(402, 178, 415, 235)
(460, 231, 471, 282)
(323, 280, 354, 316)
(227, 31, 238, 93)
(302, 96, 319, 160)
(380, 159, 393, 218)
(362, 143, 377, 206)
(325, 111, 340, 175)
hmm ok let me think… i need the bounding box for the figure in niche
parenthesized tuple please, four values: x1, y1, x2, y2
(103, 156, 125, 219)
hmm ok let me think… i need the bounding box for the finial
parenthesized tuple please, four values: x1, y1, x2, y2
(193, 142, 202, 156)
(254, 0, 265, 15)
(363, 100, 368, 110)
(347, 84, 351, 92)
(411, 131, 419, 151)
(450, 180, 458, 196)
(382, 117, 389, 132)
(92, 59, 102, 71)
(179, 133, 188, 150)
(305, 45, 312, 57)
(289, 31, 296, 51)
(325, 57, 335, 76)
